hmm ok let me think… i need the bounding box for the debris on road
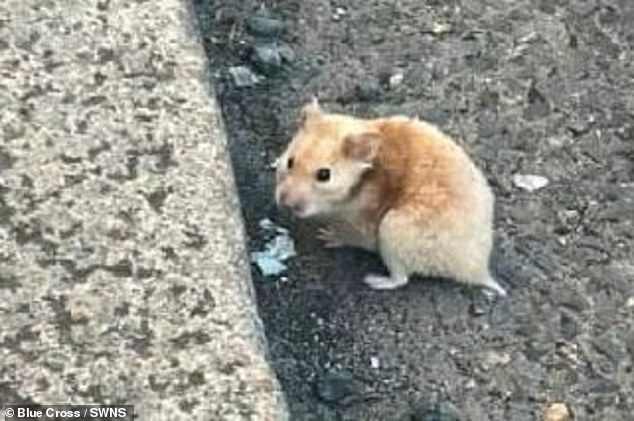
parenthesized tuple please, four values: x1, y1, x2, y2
(411, 401, 462, 421)
(332, 7, 347, 21)
(250, 219, 296, 277)
(389, 72, 404, 89)
(370, 356, 380, 369)
(277, 43, 295, 63)
(246, 11, 285, 38)
(513, 174, 550, 192)
(544, 402, 573, 421)
(431, 22, 452, 35)
(356, 79, 382, 101)
(228, 66, 259, 88)
(480, 350, 511, 371)
(315, 371, 358, 405)
(251, 43, 283, 75)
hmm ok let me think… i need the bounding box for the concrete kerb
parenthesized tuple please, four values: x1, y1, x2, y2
(0, 0, 288, 419)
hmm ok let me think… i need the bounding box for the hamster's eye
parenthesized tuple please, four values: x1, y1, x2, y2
(287, 157, 294, 169)
(316, 168, 331, 182)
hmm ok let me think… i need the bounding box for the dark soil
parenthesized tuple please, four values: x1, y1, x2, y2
(194, 1, 634, 420)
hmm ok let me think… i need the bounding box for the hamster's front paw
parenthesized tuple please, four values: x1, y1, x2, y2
(317, 226, 344, 248)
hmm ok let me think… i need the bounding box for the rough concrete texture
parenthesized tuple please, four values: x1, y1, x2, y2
(195, 0, 634, 420)
(0, 1, 287, 420)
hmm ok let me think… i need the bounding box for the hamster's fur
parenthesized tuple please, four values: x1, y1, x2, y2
(275, 99, 506, 296)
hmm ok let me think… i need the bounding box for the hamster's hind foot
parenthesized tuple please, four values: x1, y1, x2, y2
(481, 277, 507, 297)
(364, 274, 409, 290)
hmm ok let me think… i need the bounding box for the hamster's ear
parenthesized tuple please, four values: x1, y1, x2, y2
(298, 97, 321, 127)
(343, 132, 381, 165)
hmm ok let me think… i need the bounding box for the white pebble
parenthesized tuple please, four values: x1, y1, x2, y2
(432, 22, 452, 35)
(389, 72, 404, 88)
(513, 174, 549, 192)
(370, 356, 380, 369)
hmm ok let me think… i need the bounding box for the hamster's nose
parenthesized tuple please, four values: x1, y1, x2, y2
(277, 190, 288, 207)
(277, 187, 306, 215)
(280, 194, 305, 214)
(289, 201, 305, 215)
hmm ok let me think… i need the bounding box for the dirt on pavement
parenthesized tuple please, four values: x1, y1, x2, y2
(193, 1, 634, 419)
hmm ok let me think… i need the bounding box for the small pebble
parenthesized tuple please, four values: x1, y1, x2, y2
(356, 79, 382, 101)
(315, 372, 357, 404)
(246, 13, 285, 38)
(228, 66, 259, 88)
(432, 22, 452, 35)
(469, 301, 487, 316)
(332, 7, 347, 21)
(411, 401, 462, 421)
(251, 43, 282, 75)
(258, 218, 276, 231)
(543, 402, 572, 421)
(480, 350, 511, 371)
(278, 43, 296, 63)
(513, 174, 549, 192)
(389, 72, 404, 89)
(518, 31, 538, 44)
(370, 356, 380, 369)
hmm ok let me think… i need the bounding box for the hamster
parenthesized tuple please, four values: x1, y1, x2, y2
(275, 99, 506, 296)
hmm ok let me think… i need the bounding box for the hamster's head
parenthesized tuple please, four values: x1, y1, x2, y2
(275, 99, 381, 218)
